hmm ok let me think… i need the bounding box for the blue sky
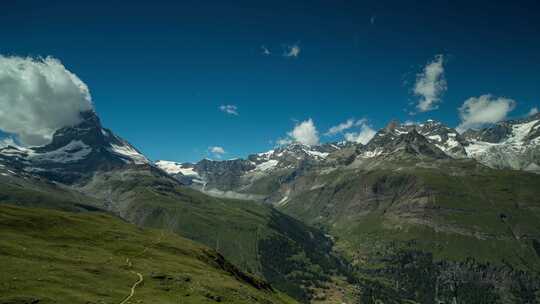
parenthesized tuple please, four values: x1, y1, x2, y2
(0, 0, 539, 162)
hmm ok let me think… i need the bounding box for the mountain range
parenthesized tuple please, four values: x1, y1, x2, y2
(2, 110, 540, 303)
(156, 113, 540, 201)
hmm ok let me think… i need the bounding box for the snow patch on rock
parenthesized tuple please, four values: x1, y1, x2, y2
(155, 160, 200, 177)
(108, 142, 148, 164)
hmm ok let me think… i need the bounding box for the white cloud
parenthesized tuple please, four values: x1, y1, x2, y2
(0, 55, 93, 146)
(276, 138, 292, 146)
(414, 55, 447, 112)
(209, 146, 225, 154)
(283, 44, 301, 58)
(325, 119, 355, 136)
(456, 94, 516, 133)
(208, 146, 226, 158)
(528, 107, 538, 116)
(325, 118, 367, 136)
(343, 122, 376, 145)
(279, 119, 319, 146)
(219, 104, 238, 116)
(370, 15, 376, 25)
(325, 118, 375, 144)
(261, 45, 271, 56)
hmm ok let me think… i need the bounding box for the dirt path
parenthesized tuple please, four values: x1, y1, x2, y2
(119, 269, 143, 304)
(118, 232, 165, 304)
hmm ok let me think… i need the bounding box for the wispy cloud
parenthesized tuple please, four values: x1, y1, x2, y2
(326, 119, 356, 136)
(283, 44, 301, 58)
(208, 146, 226, 158)
(278, 119, 319, 146)
(209, 146, 225, 154)
(370, 15, 376, 25)
(403, 120, 420, 126)
(0, 55, 93, 146)
(219, 104, 238, 116)
(456, 94, 516, 133)
(414, 54, 447, 112)
(261, 45, 271, 56)
(325, 118, 367, 136)
(325, 118, 376, 144)
(276, 138, 292, 146)
(528, 107, 538, 116)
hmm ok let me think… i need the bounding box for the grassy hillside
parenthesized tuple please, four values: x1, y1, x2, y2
(78, 167, 354, 302)
(0, 204, 298, 304)
(0, 172, 101, 212)
(278, 160, 540, 303)
(0, 167, 354, 302)
(4, 160, 540, 302)
(281, 162, 540, 265)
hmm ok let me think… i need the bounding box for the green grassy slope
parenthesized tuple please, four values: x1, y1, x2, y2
(0, 173, 101, 212)
(278, 160, 540, 303)
(0, 204, 298, 304)
(283, 164, 540, 266)
(79, 168, 353, 302)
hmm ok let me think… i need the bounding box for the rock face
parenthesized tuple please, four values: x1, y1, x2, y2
(416, 119, 468, 158)
(0, 111, 149, 183)
(360, 122, 450, 160)
(194, 158, 256, 189)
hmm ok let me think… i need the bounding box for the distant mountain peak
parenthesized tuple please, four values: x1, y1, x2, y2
(0, 110, 149, 183)
(359, 123, 449, 160)
(35, 110, 104, 153)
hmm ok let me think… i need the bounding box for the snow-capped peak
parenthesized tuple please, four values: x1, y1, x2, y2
(359, 119, 466, 159)
(0, 110, 151, 183)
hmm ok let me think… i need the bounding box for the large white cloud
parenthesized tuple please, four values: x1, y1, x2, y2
(414, 55, 447, 112)
(456, 94, 516, 133)
(0, 55, 93, 146)
(278, 119, 319, 146)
